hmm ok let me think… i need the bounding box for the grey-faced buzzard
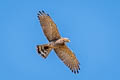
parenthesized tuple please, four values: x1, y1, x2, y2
(37, 10, 80, 74)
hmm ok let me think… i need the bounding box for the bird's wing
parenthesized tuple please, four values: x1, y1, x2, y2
(54, 44, 80, 74)
(38, 10, 61, 42)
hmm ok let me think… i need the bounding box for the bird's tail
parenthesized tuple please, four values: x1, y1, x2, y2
(36, 44, 53, 59)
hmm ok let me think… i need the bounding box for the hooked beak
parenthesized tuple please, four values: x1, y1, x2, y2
(65, 38, 70, 42)
(68, 39, 70, 42)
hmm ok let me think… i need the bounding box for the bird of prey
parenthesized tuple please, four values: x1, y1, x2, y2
(37, 10, 80, 74)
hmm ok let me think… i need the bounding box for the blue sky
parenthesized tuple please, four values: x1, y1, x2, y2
(0, 0, 120, 80)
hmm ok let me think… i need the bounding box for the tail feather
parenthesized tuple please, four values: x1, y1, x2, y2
(36, 44, 52, 58)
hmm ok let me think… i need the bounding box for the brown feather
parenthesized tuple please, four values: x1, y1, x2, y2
(38, 11, 61, 42)
(54, 44, 80, 73)
(37, 11, 80, 74)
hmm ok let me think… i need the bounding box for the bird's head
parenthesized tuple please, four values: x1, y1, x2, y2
(62, 38, 70, 43)
(55, 38, 70, 44)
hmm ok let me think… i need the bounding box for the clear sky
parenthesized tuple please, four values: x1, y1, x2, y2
(0, 0, 120, 80)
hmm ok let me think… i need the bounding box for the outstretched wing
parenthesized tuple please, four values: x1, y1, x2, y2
(54, 45, 80, 74)
(38, 10, 61, 42)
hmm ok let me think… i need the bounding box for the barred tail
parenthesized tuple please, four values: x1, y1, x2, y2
(36, 44, 52, 59)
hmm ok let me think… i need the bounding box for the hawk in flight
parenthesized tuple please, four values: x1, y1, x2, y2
(37, 10, 80, 74)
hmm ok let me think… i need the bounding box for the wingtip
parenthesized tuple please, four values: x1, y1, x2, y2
(77, 70, 79, 73)
(39, 11, 42, 15)
(42, 10, 45, 13)
(47, 14, 49, 16)
(37, 13, 40, 15)
(74, 70, 76, 74)
(73, 70, 79, 74)
(78, 65, 80, 70)
(71, 67, 80, 74)
(38, 10, 50, 17)
(72, 70, 73, 72)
